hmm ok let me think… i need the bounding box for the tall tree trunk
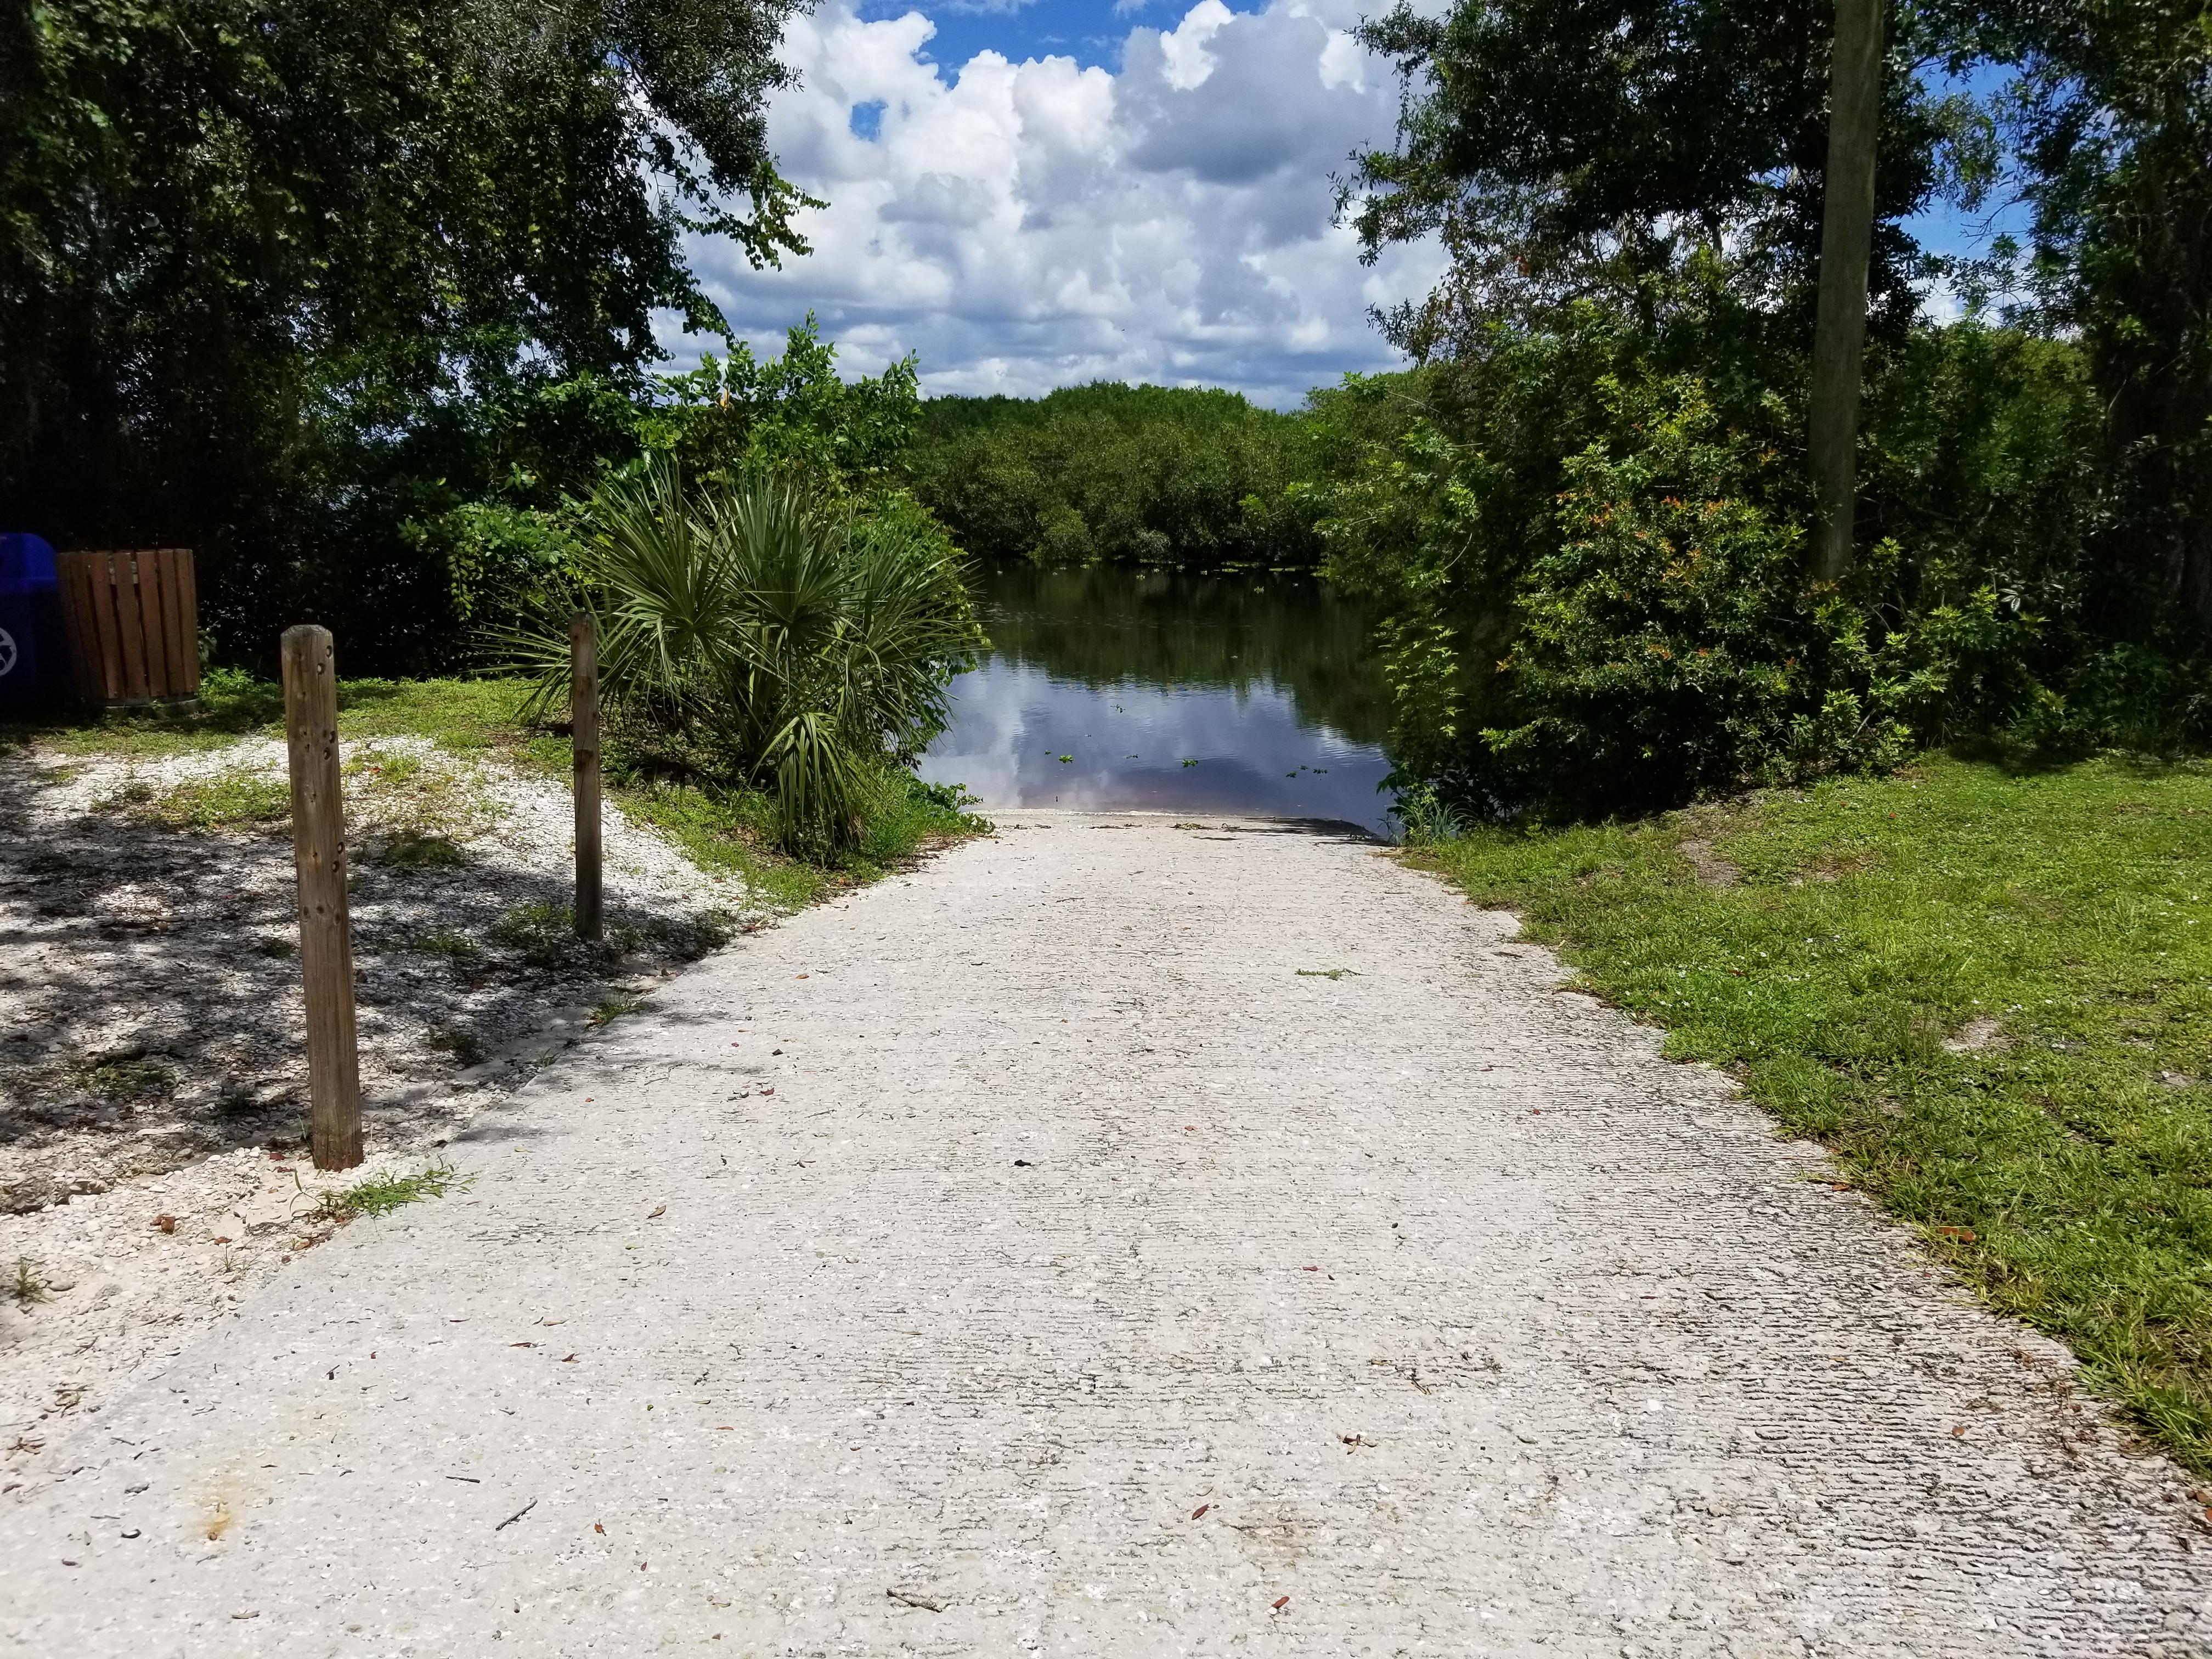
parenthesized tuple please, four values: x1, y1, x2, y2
(1807, 0, 1884, 583)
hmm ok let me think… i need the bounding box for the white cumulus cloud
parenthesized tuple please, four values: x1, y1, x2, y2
(673, 0, 1441, 407)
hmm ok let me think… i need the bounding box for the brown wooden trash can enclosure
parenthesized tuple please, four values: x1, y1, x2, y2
(57, 548, 202, 709)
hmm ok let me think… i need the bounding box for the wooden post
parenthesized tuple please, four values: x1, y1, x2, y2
(280, 625, 364, 1171)
(571, 611, 602, 941)
(1807, 0, 1884, 583)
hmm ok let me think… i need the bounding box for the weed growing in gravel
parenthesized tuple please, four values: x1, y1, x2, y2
(109, 768, 291, 833)
(346, 743, 493, 850)
(410, 926, 481, 960)
(345, 747, 425, 787)
(318, 1160, 472, 1221)
(428, 1026, 489, 1066)
(8, 1258, 50, 1306)
(377, 828, 467, 869)
(1410, 752, 2212, 1471)
(488, 900, 578, 968)
(590, 997, 645, 1026)
(69, 1056, 176, 1101)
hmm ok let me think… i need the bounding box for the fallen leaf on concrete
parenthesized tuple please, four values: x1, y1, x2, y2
(646, 1205, 666, 1220)
(1272, 1596, 1290, 1611)
(595, 1522, 605, 1533)
(150, 1215, 176, 1234)
(1192, 1504, 1210, 1520)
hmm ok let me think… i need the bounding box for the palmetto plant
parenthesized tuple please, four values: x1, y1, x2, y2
(514, 462, 983, 855)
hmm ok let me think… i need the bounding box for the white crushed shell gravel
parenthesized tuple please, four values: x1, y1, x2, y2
(4, 811, 2210, 1654)
(0, 735, 760, 1446)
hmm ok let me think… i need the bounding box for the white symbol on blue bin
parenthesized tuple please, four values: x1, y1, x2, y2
(0, 627, 16, 679)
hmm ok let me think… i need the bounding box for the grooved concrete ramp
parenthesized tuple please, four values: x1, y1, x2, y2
(5, 812, 2210, 1656)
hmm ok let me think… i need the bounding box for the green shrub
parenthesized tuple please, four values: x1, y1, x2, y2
(1314, 303, 2208, 816)
(509, 462, 984, 857)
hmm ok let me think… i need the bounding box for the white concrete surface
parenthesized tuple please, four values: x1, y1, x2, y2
(5, 812, 2210, 1656)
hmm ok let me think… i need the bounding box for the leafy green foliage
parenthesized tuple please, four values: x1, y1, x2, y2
(1, 0, 810, 672)
(109, 770, 294, 833)
(8, 1259, 50, 1308)
(1412, 753, 2212, 1470)
(908, 383, 1325, 570)
(510, 464, 984, 856)
(1938, 0, 2212, 642)
(319, 1160, 472, 1221)
(647, 318, 925, 490)
(1311, 277, 2205, 814)
(1346, 0, 1959, 358)
(1330, 0, 2210, 812)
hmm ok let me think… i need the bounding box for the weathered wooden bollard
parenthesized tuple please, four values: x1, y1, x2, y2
(280, 624, 364, 1171)
(571, 610, 602, 941)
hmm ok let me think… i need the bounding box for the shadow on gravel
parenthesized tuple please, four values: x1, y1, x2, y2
(0, 761, 729, 1212)
(1212, 816, 1381, 842)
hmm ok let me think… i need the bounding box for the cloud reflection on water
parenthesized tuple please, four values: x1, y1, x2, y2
(919, 659, 1395, 834)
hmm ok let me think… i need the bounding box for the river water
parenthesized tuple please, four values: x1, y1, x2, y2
(918, 563, 1397, 835)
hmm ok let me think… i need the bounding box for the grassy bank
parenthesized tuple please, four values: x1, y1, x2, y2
(3, 669, 987, 907)
(1412, 753, 2212, 1469)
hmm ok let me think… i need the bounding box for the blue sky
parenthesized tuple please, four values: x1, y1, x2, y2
(864, 0, 1159, 74)
(676, 0, 1434, 408)
(678, 2, 2022, 406)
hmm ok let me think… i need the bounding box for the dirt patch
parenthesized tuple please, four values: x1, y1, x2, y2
(1677, 836, 1741, 888)
(1942, 1016, 2011, 1054)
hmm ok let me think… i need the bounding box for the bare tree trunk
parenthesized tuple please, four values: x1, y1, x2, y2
(1808, 0, 1884, 583)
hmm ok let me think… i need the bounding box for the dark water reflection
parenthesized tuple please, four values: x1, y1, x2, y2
(919, 563, 1397, 834)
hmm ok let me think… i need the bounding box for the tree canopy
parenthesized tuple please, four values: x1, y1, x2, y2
(1, 0, 814, 650)
(1316, 0, 2211, 813)
(1345, 0, 1963, 358)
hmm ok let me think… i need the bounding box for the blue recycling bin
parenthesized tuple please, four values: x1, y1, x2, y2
(0, 534, 70, 714)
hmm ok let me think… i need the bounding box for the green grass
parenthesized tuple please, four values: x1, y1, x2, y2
(8, 1258, 52, 1307)
(408, 925, 481, 960)
(332, 677, 539, 751)
(69, 1056, 177, 1101)
(1412, 752, 2212, 1469)
(607, 768, 989, 910)
(318, 1160, 472, 1220)
(610, 776, 830, 910)
(105, 768, 292, 832)
(3, 669, 540, 761)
